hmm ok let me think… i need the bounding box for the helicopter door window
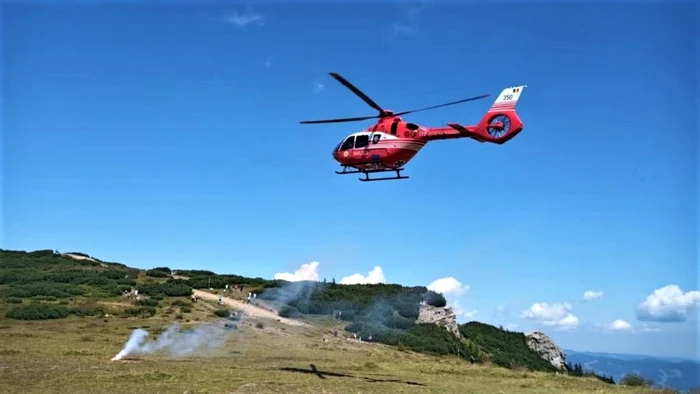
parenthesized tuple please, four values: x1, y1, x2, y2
(390, 121, 398, 136)
(354, 134, 369, 149)
(372, 134, 381, 144)
(340, 136, 355, 151)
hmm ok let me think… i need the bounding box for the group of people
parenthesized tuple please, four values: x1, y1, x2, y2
(214, 285, 259, 305)
(224, 284, 245, 294)
(246, 292, 257, 304)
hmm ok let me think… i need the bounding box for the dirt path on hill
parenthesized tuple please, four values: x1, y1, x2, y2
(192, 289, 309, 327)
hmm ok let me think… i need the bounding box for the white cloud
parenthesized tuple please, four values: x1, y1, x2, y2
(605, 319, 632, 331)
(339, 266, 385, 285)
(312, 81, 325, 93)
(223, 10, 264, 28)
(384, 2, 427, 43)
(264, 56, 273, 68)
(494, 305, 513, 320)
(274, 261, 320, 282)
(638, 324, 662, 332)
(636, 284, 700, 322)
(596, 320, 662, 334)
(451, 300, 477, 319)
(427, 277, 469, 297)
(582, 290, 604, 302)
(390, 23, 414, 37)
(521, 302, 579, 330)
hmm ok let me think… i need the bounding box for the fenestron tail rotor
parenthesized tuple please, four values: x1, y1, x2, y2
(299, 72, 490, 125)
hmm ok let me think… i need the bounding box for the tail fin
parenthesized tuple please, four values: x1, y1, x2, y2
(446, 85, 527, 144)
(487, 85, 527, 114)
(475, 85, 527, 144)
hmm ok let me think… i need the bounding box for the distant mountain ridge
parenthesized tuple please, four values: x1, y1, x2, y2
(565, 349, 700, 364)
(564, 349, 700, 392)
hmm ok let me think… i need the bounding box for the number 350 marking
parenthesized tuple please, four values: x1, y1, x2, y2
(502, 94, 513, 101)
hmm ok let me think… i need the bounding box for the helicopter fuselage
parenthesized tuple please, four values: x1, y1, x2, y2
(300, 72, 527, 181)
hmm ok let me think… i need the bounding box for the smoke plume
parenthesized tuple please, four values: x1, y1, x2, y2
(111, 320, 237, 361)
(257, 280, 317, 311)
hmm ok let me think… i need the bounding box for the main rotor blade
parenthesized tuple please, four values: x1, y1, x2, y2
(392, 94, 491, 117)
(329, 72, 386, 114)
(299, 114, 380, 124)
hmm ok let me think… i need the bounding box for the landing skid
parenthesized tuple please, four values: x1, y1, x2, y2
(335, 162, 409, 182)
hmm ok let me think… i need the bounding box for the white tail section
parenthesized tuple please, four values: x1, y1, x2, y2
(488, 85, 526, 112)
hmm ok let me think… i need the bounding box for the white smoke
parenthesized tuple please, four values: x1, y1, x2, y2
(111, 321, 237, 361)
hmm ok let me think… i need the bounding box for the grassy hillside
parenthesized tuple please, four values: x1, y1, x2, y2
(0, 249, 683, 393)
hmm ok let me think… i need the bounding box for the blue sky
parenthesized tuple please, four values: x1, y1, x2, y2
(2, 1, 697, 359)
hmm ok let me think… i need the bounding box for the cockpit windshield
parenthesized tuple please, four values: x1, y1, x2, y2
(339, 136, 355, 151)
(333, 132, 372, 154)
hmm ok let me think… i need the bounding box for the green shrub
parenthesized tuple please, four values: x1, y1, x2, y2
(5, 303, 70, 320)
(213, 309, 230, 318)
(108, 285, 133, 296)
(69, 304, 106, 317)
(620, 373, 653, 387)
(135, 281, 192, 297)
(460, 322, 554, 372)
(124, 306, 156, 317)
(278, 306, 301, 318)
(5, 282, 85, 299)
(135, 298, 160, 307)
(401, 324, 477, 359)
(145, 270, 169, 278)
(386, 314, 415, 330)
(424, 291, 446, 307)
(6, 297, 22, 304)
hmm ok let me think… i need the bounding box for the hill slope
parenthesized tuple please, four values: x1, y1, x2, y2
(0, 249, 686, 393)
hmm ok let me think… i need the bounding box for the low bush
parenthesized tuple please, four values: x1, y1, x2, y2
(124, 306, 156, 318)
(69, 304, 106, 317)
(145, 270, 169, 278)
(135, 298, 160, 307)
(5, 303, 70, 320)
(620, 373, 654, 387)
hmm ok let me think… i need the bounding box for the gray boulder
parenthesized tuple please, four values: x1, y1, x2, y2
(416, 304, 461, 339)
(524, 330, 567, 370)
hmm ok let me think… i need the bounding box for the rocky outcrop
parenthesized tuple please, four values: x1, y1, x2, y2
(416, 305, 461, 339)
(524, 331, 567, 370)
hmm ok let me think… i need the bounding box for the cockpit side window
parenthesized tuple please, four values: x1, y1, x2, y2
(340, 136, 355, 151)
(372, 134, 381, 144)
(355, 134, 369, 149)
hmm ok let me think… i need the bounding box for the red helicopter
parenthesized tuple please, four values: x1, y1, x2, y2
(300, 72, 527, 182)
